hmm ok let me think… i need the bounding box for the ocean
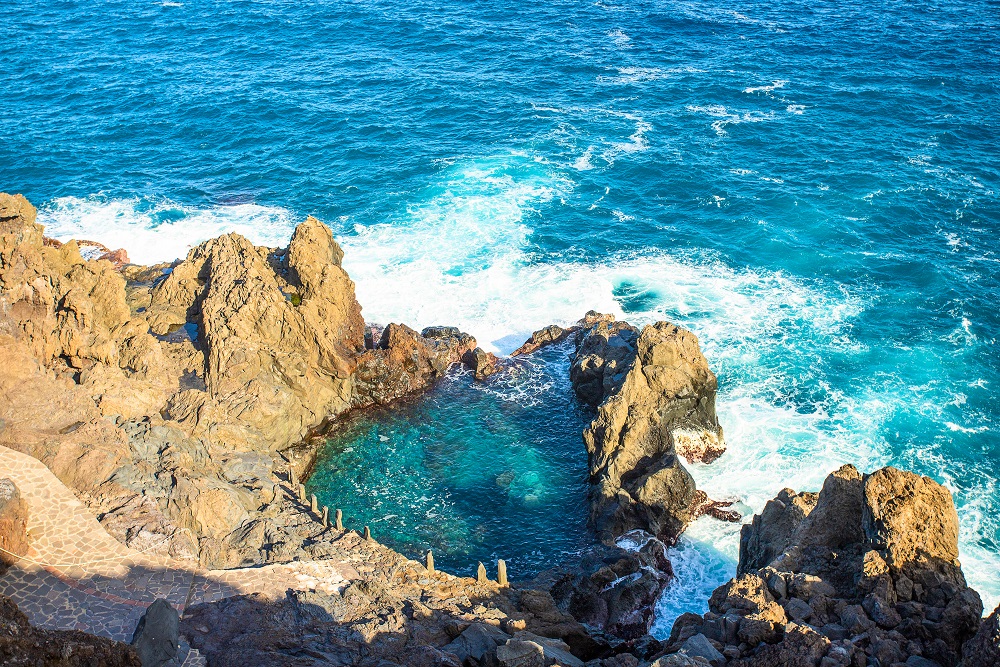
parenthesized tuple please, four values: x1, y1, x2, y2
(2, 0, 997, 635)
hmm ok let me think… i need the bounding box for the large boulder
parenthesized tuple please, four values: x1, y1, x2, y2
(131, 599, 180, 667)
(531, 536, 673, 640)
(496, 632, 584, 667)
(574, 315, 725, 542)
(862, 466, 961, 579)
(442, 622, 510, 665)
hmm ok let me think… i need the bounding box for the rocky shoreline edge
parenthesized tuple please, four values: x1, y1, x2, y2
(1, 192, 997, 667)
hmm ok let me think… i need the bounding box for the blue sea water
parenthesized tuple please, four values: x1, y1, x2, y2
(2, 0, 998, 635)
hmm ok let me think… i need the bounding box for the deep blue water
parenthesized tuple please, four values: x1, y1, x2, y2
(2, 0, 998, 634)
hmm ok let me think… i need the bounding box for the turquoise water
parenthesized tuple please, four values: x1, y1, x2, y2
(3, 0, 998, 634)
(306, 343, 592, 579)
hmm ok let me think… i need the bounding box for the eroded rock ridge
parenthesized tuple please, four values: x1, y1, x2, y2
(0, 192, 478, 569)
(660, 465, 987, 667)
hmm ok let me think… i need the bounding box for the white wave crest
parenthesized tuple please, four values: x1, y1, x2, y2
(37, 196, 295, 265)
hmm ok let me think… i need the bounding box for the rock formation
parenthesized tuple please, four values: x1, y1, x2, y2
(530, 533, 674, 640)
(0, 192, 479, 569)
(0, 593, 141, 666)
(177, 526, 614, 667)
(130, 599, 180, 667)
(569, 313, 727, 543)
(4, 190, 995, 667)
(353, 324, 476, 404)
(962, 603, 1000, 667)
(512, 324, 575, 357)
(659, 465, 985, 667)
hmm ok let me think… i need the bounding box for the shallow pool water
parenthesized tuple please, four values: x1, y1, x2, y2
(306, 343, 594, 580)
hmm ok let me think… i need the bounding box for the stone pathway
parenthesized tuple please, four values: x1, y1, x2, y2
(0, 445, 354, 664)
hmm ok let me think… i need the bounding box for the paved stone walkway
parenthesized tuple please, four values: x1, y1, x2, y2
(0, 445, 354, 664)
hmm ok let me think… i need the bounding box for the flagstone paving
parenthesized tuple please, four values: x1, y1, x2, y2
(0, 445, 355, 665)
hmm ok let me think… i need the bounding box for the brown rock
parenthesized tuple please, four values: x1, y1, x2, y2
(578, 318, 725, 542)
(730, 623, 829, 667)
(738, 488, 818, 576)
(512, 324, 574, 356)
(148, 223, 363, 451)
(463, 346, 500, 380)
(722, 466, 985, 667)
(354, 323, 475, 406)
(862, 467, 960, 576)
(98, 247, 130, 268)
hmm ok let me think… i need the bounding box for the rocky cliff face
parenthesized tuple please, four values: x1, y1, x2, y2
(0, 192, 478, 569)
(569, 313, 727, 543)
(146, 219, 366, 452)
(661, 465, 985, 667)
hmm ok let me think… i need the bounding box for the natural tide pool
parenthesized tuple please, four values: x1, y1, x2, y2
(305, 343, 594, 580)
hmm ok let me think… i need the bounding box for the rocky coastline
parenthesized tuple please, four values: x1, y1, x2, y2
(1, 190, 997, 667)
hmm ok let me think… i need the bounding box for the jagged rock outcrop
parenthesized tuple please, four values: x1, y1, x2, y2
(962, 604, 1000, 667)
(0, 192, 480, 568)
(353, 324, 477, 405)
(0, 479, 28, 575)
(462, 346, 500, 380)
(512, 324, 575, 357)
(147, 218, 365, 451)
(0, 593, 141, 666)
(660, 465, 985, 667)
(531, 532, 673, 640)
(1, 193, 175, 418)
(570, 313, 727, 542)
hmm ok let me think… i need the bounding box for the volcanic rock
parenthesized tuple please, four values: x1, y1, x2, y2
(664, 465, 985, 667)
(130, 599, 180, 667)
(353, 323, 476, 405)
(572, 314, 726, 542)
(962, 604, 1000, 667)
(0, 192, 480, 568)
(463, 346, 500, 380)
(512, 324, 575, 356)
(531, 535, 673, 640)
